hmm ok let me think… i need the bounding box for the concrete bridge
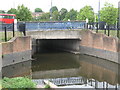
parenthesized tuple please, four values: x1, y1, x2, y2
(27, 30, 81, 39)
(27, 30, 82, 54)
(1, 30, 120, 67)
(27, 30, 120, 64)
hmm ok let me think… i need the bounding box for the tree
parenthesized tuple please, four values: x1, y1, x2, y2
(64, 9, 77, 21)
(38, 12, 50, 21)
(50, 6, 58, 13)
(77, 5, 95, 23)
(7, 8, 17, 14)
(100, 2, 118, 25)
(0, 10, 5, 13)
(17, 4, 32, 21)
(35, 8, 43, 12)
(52, 11, 59, 21)
(59, 8, 68, 21)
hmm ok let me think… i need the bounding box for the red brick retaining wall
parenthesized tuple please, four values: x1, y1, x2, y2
(2, 36, 31, 55)
(80, 30, 119, 52)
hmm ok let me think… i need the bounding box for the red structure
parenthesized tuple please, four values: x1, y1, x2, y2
(0, 14, 16, 24)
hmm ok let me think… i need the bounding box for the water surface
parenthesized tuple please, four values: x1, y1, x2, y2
(2, 51, 120, 88)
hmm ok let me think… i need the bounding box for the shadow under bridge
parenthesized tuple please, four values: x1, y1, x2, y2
(32, 39, 81, 54)
(30, 30, 81, 54)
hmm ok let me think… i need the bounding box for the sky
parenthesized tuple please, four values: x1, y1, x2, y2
(0, 0, 120, 13)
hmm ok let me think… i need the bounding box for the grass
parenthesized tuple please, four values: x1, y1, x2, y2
(2, 77, 36, 88)
(92, 29, 120, 38)
(0, 31, 23, 42)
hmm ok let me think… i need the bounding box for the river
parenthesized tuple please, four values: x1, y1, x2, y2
(2, 50, 120, 88)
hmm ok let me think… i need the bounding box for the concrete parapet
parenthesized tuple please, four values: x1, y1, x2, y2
(27, 30, 81, 39)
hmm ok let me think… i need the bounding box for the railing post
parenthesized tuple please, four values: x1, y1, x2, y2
(4, 27, 7, 42)
(108, 25, 110, 36)
(13, 23, 15, 37)
(104, 25, 106, 34)
(117, 28, 119, 38)
(96, 23, 98, 33)
(23, 23, 26, 36)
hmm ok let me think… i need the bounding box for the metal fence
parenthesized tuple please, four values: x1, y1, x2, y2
(32, 77, 118, 89)
(87, 22, 120, 38)
(18, 21, 119, 38)
(33, 77, 86, 86)
(18, 21, 86, 31)
(0, 23, 22, 42)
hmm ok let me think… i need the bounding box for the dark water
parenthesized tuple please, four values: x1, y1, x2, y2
(2, 51, 120, 87)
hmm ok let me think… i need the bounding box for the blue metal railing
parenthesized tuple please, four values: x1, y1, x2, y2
(18, 21, 86, 31)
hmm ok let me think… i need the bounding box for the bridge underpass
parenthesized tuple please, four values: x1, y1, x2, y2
(32, 39, 80, 54)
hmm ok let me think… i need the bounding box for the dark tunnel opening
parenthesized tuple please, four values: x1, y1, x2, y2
(32, 39, 81, 54)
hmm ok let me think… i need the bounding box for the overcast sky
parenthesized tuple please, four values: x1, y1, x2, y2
(0, 0, 119, 13)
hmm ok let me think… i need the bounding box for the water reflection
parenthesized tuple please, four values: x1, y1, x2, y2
(2, 61, 31, 78)
(78, 55, 120, 85)
(2, 52, 120, 86)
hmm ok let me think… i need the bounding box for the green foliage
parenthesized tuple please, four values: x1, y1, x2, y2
(17, 4, 32, 21)
(2, 77, 36, 88)
(64, 9, 77, 21)
(0, 10, 5, 13)
(59, 8, 68, 21)
(35, 8, 43, 12)
(77, 5, 95, 23)
(52, 11, 60, 21)
(38, 12, 50, 21)
(100, 2, 118, 25)
(44, 84, 50, 88)
(7, 5, 32, 21)
(7, 8, 17, 14)
(50, 6, 58, 13)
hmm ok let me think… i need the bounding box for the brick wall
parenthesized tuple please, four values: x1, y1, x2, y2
(80, 30, 119, 52)
(2, 36, 31, 55)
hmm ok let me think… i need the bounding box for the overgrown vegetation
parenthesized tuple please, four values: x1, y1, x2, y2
(2, 77, 36, 88)
(44, 84, 51, 88)
(0, 31, 22, 42)
(93, 29, 120, 38)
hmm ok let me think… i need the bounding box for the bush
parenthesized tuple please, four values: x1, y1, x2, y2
(2, 77, 36, 88)
(44, 84, 50, 88)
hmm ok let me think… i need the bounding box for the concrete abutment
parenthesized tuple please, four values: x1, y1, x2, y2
(1, 30, 120, 67)
(80, 30, 120, 64)
(31, 30, 120, 64)
(2, 36, 31, 67)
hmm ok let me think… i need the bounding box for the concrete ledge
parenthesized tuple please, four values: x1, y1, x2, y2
(2, 50, 31, 67)
(80, 46, 119, 64)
